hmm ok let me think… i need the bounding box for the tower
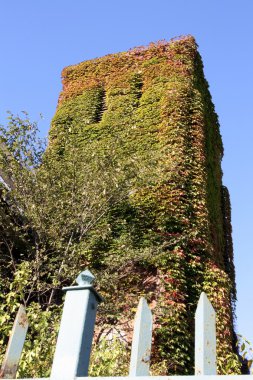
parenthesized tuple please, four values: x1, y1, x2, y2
(50, 36, 238, 374)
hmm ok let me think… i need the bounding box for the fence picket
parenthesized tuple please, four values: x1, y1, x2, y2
(129, 297, 152, 376)
(195, 292, 216, 375)
(0, 305, 28, 379)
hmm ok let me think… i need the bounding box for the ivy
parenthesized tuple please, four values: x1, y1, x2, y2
(0, 36, 242, 376)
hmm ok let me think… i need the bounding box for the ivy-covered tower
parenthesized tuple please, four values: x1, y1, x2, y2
(50, 36, 238, 374)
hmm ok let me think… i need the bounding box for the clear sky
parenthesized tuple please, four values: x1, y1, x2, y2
(0, 0, 252, 358)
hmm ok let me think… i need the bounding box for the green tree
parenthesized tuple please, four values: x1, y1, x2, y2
(0, 112, 156, 377)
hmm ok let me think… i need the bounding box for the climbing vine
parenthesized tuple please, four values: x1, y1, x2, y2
(0, 36, 242, 376)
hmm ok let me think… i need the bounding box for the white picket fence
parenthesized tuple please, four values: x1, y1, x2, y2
(0, 270, 251, 380)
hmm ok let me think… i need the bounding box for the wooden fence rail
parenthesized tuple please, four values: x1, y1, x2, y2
(0, 270, 251, 380)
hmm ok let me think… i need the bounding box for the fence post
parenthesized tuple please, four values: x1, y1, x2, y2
(129, 297, 153, 376)
(195, 292, 216, 375)
(0, 305, 28, 379)
(50, 270, 103, 380)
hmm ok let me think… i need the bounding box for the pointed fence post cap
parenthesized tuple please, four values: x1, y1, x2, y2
(76, 270, 95, 286)
(63, 269, 103, 302)
(196, 292, 215, 315)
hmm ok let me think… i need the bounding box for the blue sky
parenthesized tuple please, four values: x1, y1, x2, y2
(0, 0, 252, 359)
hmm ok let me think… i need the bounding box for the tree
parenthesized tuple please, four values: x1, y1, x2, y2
(0, 112, 156, 376)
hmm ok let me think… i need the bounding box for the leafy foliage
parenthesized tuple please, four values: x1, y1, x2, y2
(0, 36, 242, 376)
(89, 337, 130, 376)
(0, 110, 155, 376)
